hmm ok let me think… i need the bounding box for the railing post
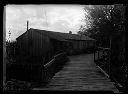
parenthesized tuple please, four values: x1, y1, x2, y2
(94, 49, 95, 61)
(103, 50, 104, 57)
(98, 49, 99, 60)
(109, 49, 111, 78)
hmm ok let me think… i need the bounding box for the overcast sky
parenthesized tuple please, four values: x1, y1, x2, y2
(5, 5, 91, 41)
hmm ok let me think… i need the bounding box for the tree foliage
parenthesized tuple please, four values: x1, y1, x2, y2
(80, 5, 127, 89)
(78, 4, 125, 47)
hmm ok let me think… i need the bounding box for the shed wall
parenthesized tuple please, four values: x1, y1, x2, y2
(30, 29, 51, 57)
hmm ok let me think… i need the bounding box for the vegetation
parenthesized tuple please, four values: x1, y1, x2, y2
(6, 41, 17, 64)
(79, 4, 126, 92)
(78, 4, 125, 47)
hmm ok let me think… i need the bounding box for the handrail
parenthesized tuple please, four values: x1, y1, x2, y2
(54, 52, 66, 58)
(43, 52, 68, 82)
(94, 47, 110, 59)
(44, 58, 55, 68)
(94, 46, 111, 78)
(97, 47, 110, 50)
(44, 52, 66, 68)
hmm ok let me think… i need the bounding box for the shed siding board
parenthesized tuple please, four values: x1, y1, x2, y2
(16, 30, 51, 63)
(90, 40, 93, 47)
(80, 41, 82, 50)
(87, 41, 89, 48)
(17, 31, 30, 56)
(16, 29, 96, 60)
(70, 40, 92, 53)
(30, 29, 51, 57)
(82, 41, 84, 50)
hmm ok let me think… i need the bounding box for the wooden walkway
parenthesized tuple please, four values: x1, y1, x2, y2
(33, 54, 119, 93)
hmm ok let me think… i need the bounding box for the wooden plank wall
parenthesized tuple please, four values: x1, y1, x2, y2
(16, 29, 96, 64)
(16, 29, 53, 64)
(70, 40, 95, 54)
(6, 52, 69, 83)
(30, 29, 51, 57)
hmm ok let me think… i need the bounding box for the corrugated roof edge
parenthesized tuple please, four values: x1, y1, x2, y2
(31, 28, 95, 41)
(16, 28, 96, 41)
(35, 29, 68, 42)
(16, 28, 32, 40)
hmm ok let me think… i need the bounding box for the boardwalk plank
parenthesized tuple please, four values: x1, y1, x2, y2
(33, 54, 119, 93)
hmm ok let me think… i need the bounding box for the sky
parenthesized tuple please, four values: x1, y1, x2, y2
(5, 5, 91, 41)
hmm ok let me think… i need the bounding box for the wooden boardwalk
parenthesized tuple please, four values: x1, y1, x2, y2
(33, 54, 119, 93)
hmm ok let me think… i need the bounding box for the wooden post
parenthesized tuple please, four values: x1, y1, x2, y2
(109, 36, 112, 78)
(102, 50, 104, 59)
(27, 20, 29, 31)
(3, 35, 6, 89)
(3, 8, 6, 89)
(94, 41, 96, 61)
(94, 50, 95, 61)
(98, 49, 99, 60)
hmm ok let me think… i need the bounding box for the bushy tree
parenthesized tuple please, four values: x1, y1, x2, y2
(79, 4, 125, 47)
(80, 4, 126, 90)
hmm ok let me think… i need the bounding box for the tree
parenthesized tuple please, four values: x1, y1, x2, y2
(79, 4, 124, 47)
(81, 4, 126, 90)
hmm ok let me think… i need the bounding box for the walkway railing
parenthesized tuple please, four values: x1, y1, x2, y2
(94, 47, 111, 76)
(6, 52, 69, 87)
(44, 52, 69, 82)
(94, 47, 126, 92)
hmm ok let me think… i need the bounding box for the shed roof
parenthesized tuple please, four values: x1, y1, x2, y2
(16, 28, 95, 41)
(30, 28, 95, 41)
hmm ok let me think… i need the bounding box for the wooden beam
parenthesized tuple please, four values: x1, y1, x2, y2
(3, 7, 6, 88)
(27, 20, 29, 31)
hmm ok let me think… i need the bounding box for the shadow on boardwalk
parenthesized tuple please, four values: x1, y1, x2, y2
(33, 54, 119, 93)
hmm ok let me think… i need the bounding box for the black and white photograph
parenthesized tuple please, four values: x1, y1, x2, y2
(3, 4, 127, 93)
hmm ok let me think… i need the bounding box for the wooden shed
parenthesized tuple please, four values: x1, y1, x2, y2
(16, 28, 69, 64)
(16, 28, 95, 64)
(6, 28, 95, 82)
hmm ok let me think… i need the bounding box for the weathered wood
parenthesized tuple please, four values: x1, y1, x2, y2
(3, 19, 6, 88)
(6, 63, 45, 82)
(98, 50, 99, 60)
(33, 54, 119, 93)
(43, 52, 68, 82)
